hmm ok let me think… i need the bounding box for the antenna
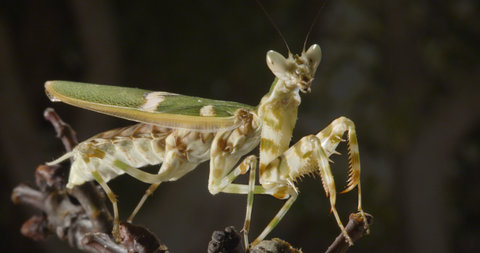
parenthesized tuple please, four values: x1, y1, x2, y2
(255, 0, 291, 54)
(303, 0, 329, 52)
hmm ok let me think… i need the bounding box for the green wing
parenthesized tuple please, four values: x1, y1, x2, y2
(45, 81, 255, 131)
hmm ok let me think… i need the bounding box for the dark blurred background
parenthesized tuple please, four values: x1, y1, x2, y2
(1, 0, 479, 252)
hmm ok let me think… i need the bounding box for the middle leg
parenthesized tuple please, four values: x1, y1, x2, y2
(127, 183, 160, 222)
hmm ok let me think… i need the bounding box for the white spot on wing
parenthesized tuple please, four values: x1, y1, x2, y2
(141, 92, 169, 112)
(200, 105, 216, 117)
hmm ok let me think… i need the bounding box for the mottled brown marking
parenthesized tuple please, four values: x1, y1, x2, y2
(175, 136, 188, 159)
(151, 126, 163, 135)
(294, 55, 302, 64)
(293, 143, 303, 158)
(319, 125, 333, 139)
(200, 132, 214, 144)
(244, 220, 250, 231)
(259, 163, 267, 175)
(277, 154, 289, 175)
(217, 137, 233, 153)
(260, 157, 280, 177)
(225, 143, 233, 153)
(236, 110, 254, 135)
(92, 124, 172, 142)
(183, 131, 192, 138)
(88, 148, 106, 159)
(261, 138, 279, 154)
(239, 162, 248, 174)
(217, 137, 226, 151)
(273, 186, 289, 199)
(262, 115, 277, 127)
(106, 191, 116, 201)
(236, 109, 250, 123)
(119, 125, 136, 136)
(156, 139, 165, 151)
(213, 168, 223, 179)
(130, 124, 144, 138)
(94, 127, 122, 139)
(349, 132, 358, 145)
(82, 154, 90, 163)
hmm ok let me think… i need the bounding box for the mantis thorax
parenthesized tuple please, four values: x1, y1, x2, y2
(257, 44, 322, 172)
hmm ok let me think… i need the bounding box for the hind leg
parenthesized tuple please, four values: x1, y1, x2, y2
(127, 183, 160, 222)
(84, 145, 192, 226)
(125, 150, 197, 222)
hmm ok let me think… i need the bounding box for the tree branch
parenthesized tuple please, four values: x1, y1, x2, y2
(325, 213, 373, 253)
(208, 213, 373, 253)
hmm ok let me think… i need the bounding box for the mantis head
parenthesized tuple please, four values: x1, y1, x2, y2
(266, 44, 321, 93)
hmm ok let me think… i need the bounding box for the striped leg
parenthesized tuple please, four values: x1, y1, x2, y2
(91, 169, 121, 241)
(252, 185, 298, 245)
(243, 155, 256, 249)
(207, 154, 282, 248)
(209, 155, 257, 193)
(208, 155, 259, 248)
(316, 116, 368, 232)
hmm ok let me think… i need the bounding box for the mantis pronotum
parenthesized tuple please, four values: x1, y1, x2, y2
(45, 6, 367, 249)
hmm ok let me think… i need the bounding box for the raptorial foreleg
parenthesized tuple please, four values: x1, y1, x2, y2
(254, 134, 353, 245)
(316, 116, 367, 232)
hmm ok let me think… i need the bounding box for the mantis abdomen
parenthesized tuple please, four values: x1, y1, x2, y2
(60, 123, 216, 188)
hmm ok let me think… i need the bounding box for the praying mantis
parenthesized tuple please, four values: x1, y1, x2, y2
(45, 7, 368, 250)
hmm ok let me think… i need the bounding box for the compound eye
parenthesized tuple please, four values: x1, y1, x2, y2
(266, 50, 289, 79)
(305, 44, 322, 70)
